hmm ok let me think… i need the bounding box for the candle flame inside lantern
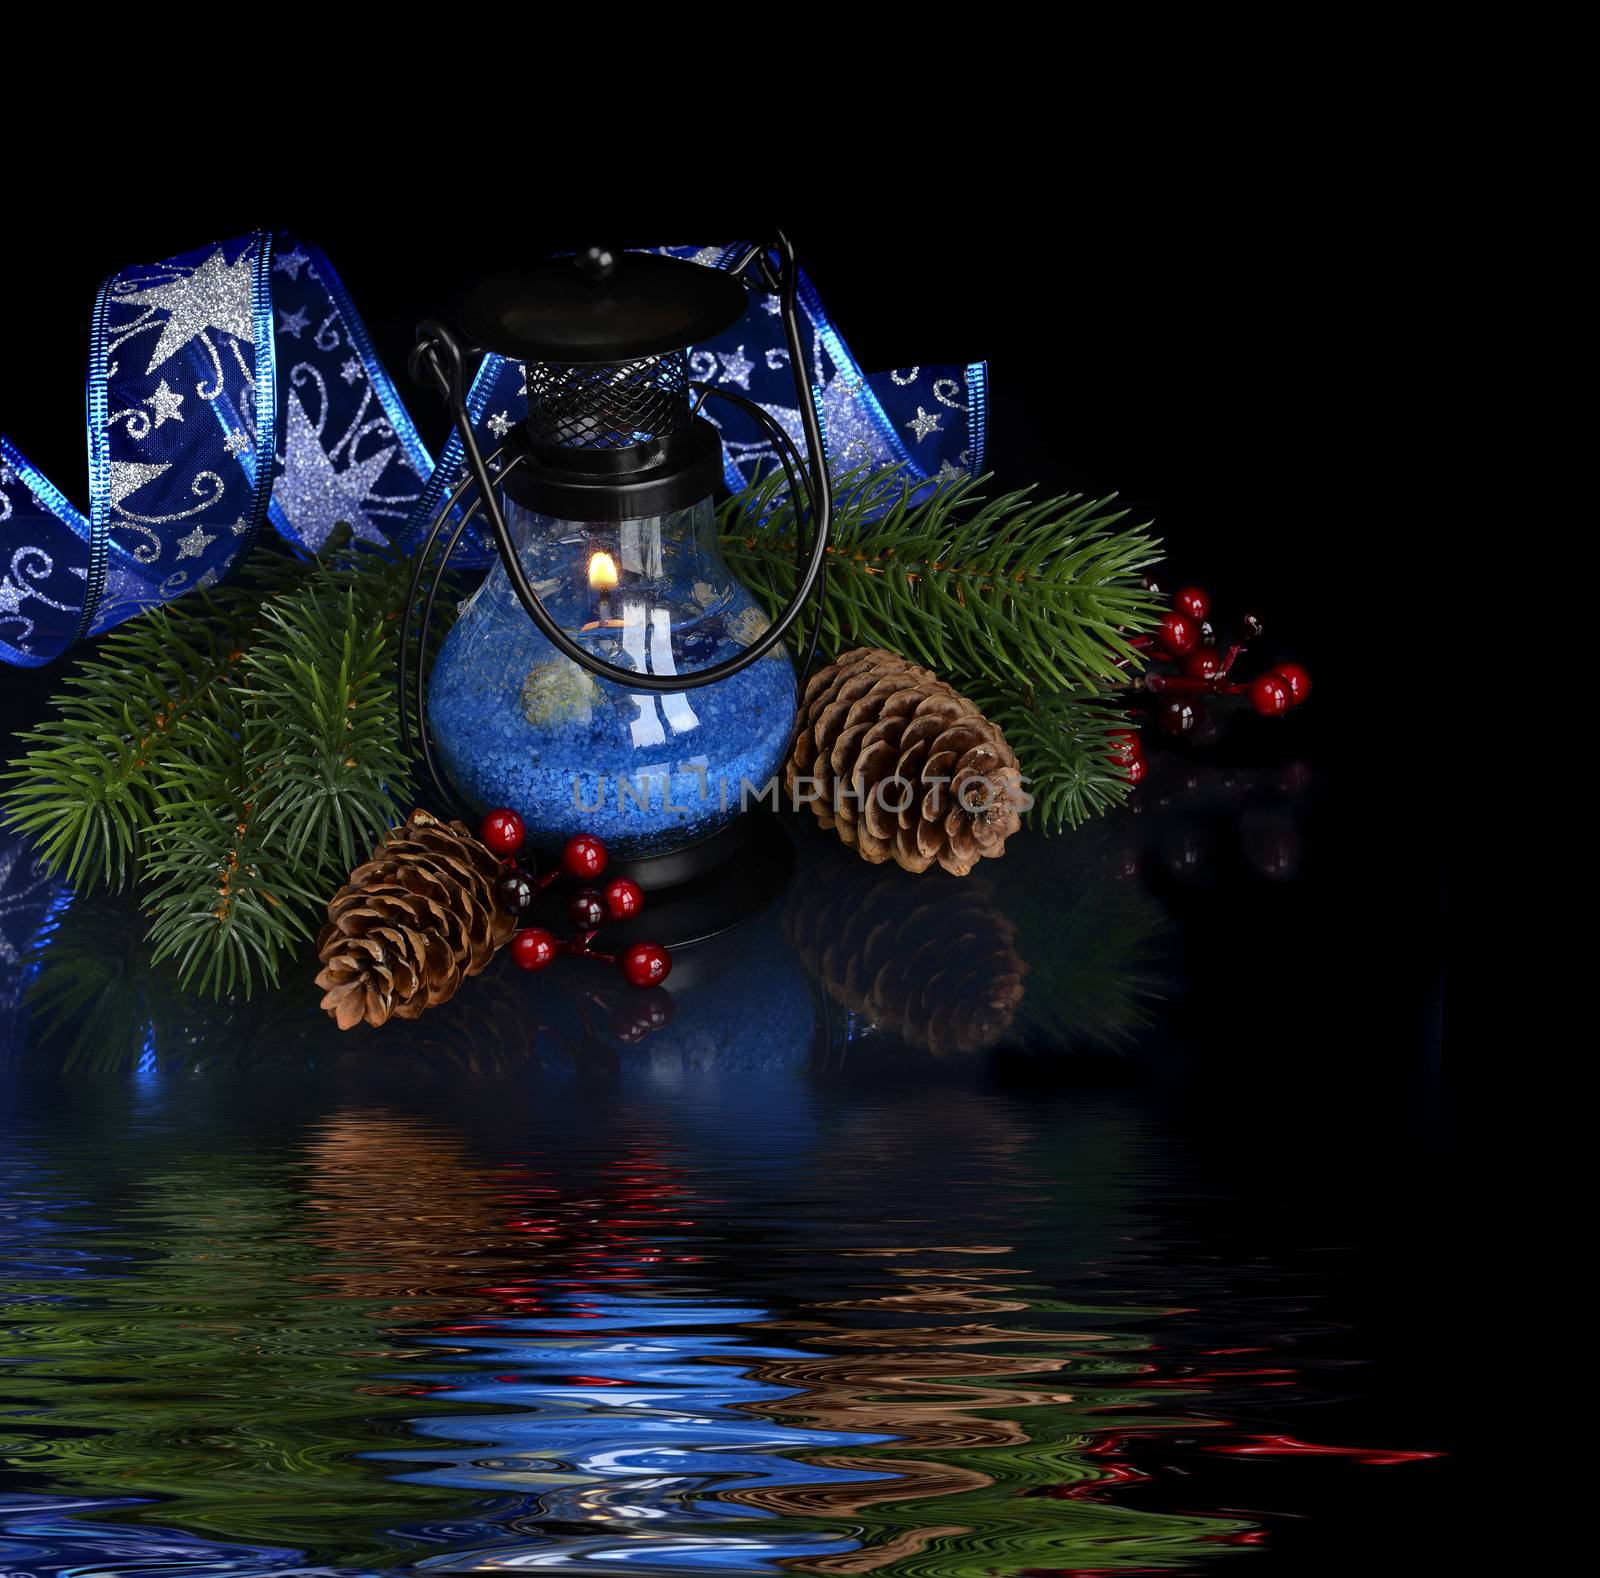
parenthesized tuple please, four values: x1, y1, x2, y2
(588, 551, 619, 592)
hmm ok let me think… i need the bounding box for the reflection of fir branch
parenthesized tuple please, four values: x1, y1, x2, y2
(24, 892, 181, 1071)
(1007, 846, 1167, 1049)
(22, 882, 542, 1074)
(22, 887, 294, 1071)
(0, 1149, 477, 1566)
(739, 1250, 1249, 1575)
(788, 829, 1163, 1057)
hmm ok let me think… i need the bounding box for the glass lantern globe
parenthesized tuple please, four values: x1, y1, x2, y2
(428, 490, 795, 858)
(409, 245, 828, 871)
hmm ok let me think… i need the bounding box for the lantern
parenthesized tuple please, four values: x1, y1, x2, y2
(402, 238, 830, 884)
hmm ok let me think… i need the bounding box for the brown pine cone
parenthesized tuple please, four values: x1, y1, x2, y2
(786, 647, 1025, 875)
(784, 854, 1027, 1056)
(314, 808, 516, 1030)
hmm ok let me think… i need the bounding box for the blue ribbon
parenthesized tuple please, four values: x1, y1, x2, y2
(1, 235, 985, 667)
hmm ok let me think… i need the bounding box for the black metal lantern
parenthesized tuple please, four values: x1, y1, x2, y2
(401, 236, 830, 886)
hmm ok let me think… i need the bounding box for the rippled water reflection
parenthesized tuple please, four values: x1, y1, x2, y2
(0, 1074, 1443, 1576)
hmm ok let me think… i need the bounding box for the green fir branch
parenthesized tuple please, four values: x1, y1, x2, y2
(720, 466, 1163, 695)
(971, 686, 1138, 834)
(141, 766, 326, 999)
(3, 533, 418, 998)
(722, 468, 1161, 835)
(139, 547, 417, 998)
(0, 551, 299, 891)
(239, 562, 415, 881)
(5, 462, 1164, 1010)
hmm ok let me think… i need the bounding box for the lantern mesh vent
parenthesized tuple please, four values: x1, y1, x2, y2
(523, 351, 692, 451)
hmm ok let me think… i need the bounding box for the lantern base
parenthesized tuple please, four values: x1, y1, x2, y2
(602, 813, 764, 890)
(587, 811, 795, 954)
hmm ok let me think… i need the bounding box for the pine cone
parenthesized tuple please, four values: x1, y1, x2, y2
(785, 854, 1027, 1056)
(314, 808, 516, 1030)
(787, 647, 1024, 875)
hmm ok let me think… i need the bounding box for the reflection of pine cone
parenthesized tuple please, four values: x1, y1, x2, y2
(314, 809, 516, 1030)
(787, 648, 1024, 875)
(785, 857, 1027, 1056)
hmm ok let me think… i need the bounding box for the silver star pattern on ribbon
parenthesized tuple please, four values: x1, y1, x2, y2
(108, 461, 171, 510)
(223, 429, 252, 457)
(274, 245, 310, 281)
(906, 406, 943, 443)
(718, 345, 754, 390)
(340, 358, 364, 385)
(936, 459, 965, 488)
(0, 581, 22, 614)
(487, 411, 514, 439)
(277, 306, 309, 339)
(175, 524, 217, 560)
(114, 249, 256, 376)
(144, 380, 185, 426)
(274, 389, 394, 549)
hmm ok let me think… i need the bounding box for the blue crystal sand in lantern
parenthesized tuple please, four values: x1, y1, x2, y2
(428, 495, 795, 857)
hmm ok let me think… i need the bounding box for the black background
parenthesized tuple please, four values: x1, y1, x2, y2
(0, 177, 1451, 1569)
(0, 180, 1440, 687)
(0, 179, 1448, 1022)
(0, 179, 1448, 1064)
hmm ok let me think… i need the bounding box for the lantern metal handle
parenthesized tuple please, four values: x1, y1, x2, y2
(411, 232, 831, 696)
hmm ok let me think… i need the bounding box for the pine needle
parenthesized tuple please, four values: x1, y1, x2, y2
(971, 687, 1140, 834)
(721, 467, 1161, 834)
(4, 464, 1164, 1008)
(2, 534, 417, 998)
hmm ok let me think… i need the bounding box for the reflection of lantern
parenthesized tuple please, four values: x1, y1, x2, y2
(404, 238, 830, 882)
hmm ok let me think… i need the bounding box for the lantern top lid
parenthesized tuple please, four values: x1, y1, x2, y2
(452, 248, 749, 366)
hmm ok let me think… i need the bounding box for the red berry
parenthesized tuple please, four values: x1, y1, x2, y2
(608, 992, 672, 1041)
(620, 940, 672, 988)
(511, 928, 556, 971)
(1107, 729, 1142, 767)
(1156, 610, 1197, 656)
(1248, 672, 1292, 717)
(604, 876, 643, 920)
(1183, 647, 1225, 682)
(1158, 697, 1201, 735)
(561, 832, 607, 880)
(1174, 586, 1211, 622)
(1271, 661, 1312, 705)
(1124, 754, 1148, 786)
(480, 808, 525, 856)
(567, 888, 607, 931)
(494, 869, 537, 917)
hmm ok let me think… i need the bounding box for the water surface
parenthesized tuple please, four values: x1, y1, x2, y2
(1, 1066, 1445, 1577)
(0, 754, 1448, 1575)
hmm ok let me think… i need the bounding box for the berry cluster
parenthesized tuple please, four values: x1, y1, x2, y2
(479, 810, 671, 989)
(1109, 583, 1313, 783)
